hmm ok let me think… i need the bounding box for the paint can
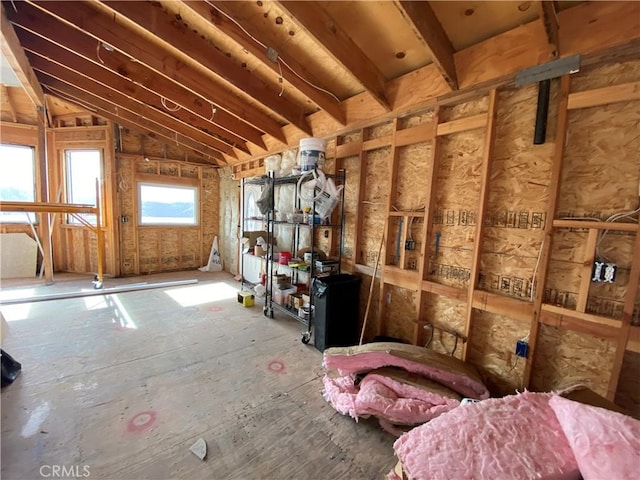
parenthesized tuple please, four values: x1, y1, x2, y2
(298, 137, 326, 171)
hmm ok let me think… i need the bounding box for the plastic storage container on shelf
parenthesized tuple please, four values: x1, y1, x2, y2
(298, 137, 326, 171)
(274, 285, 297, 306)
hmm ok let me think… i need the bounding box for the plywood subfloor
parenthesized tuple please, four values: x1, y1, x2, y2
(0, 271, 395, 480)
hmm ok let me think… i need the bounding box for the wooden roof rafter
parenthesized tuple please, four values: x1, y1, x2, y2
(278, 1, 391, 112)
(37, 73, 224, 164)
(7, 2, 264, 152)
(27, 51, 232, 162)
(23, 0, 288, 146)
(0, 3, 44, 110)
(16, 26, 242, 158)
(183, 1, 346, 126)
(392, 0, 458, 91)
(100, 0, 312, 137)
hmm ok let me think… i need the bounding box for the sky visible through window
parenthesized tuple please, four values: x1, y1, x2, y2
(139, 183, 197, 225)
(0, 144, 35, 223)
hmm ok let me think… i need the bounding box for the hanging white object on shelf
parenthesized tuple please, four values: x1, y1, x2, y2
(199, 235, 223, 272)
(298, 137, 326, 171)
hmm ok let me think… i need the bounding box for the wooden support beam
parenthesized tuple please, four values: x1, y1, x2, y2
(0, 4, 44, 108)
(8, 2, 266, 150)
(19, 32, 240, 157)
(414, 109, 440, 344)
(393, 1, 458, 90)
(25, 0, 287, 144)
(538, 1, 560, 58)
(472, 290, 533, 323)
(607, 226, 640, 400)
(362, 135, 393, 153)
(39, 77, 222, 164)
(523, 75, 572, 388)
(102, 1, 311, 136)
(187, 1, 345, 126)
(539, 304, 621, 339)
(396, 122, 435, 147)
(335, 141, 362, 159)
(628, 326, 640, 354)
(567, 82, 640, 110)
(383, 266, 420, 291)
(436, 114, 487, 136)
(576, 229, 598, 313)
(422, 280, 467, 303)
(462, 89, 498, 361)
(30, 59, 229, 163)
(553, 219, 640, 232)
(352, 130, 368, 268)
(278, 1, 391, 112)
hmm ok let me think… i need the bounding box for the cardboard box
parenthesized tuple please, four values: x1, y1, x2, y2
(242, 231, 267, 248)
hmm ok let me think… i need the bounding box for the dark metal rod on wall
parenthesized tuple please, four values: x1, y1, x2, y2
(534, 79, 551, 145)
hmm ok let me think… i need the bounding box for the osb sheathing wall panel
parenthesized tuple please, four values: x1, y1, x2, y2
(479, 84, 555, 301)
(467, 310, 530, 396)
(340, 154, 360, 262)
(426, 129, 483, 289)
(531, 324, 617, 397)
(218, 167, 239, 275)
(117, 156, 137, 275)
(382, 285, 418, 343)
(361, 147, 390, 267)
(420, 294, 466, 352)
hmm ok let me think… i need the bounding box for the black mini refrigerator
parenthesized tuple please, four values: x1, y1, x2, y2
(312, 274, 361, 352)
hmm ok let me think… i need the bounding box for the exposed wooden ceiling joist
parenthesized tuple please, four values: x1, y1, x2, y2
(28, 52, 230, 162)
(0, 4, 44, 109)
(13, 25, 247, 156)
(392, 0, 458, 91)
(7, 1, 264, 152)
(539, 1, 560, 58)
(40, 75, 223, 164)
(101, 1, 312, 136)
(24, 0, 288, 145)
(278, 1, 391, 112)
(182, 1, 346, 126)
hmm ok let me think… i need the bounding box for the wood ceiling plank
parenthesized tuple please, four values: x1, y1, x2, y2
(393, 1, 458, 90)
(25, 0, 287, 144)
(278, 1, 391, 112)
(102, 0, 312, 136)
(16, 26, 247, 155)
(8, 2, 265, 150)
(0, 4, 44, 109)
(29, 53, 232, 161)
(183, 1, 346, 126)
(34, 68, 225, 164)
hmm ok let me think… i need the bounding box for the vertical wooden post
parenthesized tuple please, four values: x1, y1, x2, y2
(523, 74, 572, 388)
(607, 224, 640, 400)
(462, 89, 499, 361)
(576, 228, 598, 312)
(95, 178, 104, 285)
(413, 108, 440, 345)
(352, 130, 367, 267)
(36, 111, 54, 284)
(376, 119, 401, 337)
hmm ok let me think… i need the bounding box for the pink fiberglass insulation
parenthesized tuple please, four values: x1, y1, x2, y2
(322, 370, 460, 426)
(355, 375, 459, 425)
(549, 395, 640, 480)
(394, 392, 580, 480)
(322, 374, 359, 418)
(323, 343, 489, 399)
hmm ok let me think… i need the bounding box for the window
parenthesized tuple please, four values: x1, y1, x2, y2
(244, 190, 262, 231)
(0, 144, 36, 223)
(65, 149, 102, 225)
(138, 183, 198, 226)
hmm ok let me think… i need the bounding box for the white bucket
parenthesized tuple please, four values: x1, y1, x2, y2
(298, 137, 326, 171)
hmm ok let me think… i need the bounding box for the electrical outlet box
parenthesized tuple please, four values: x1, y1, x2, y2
(515, 340, 529, 358)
